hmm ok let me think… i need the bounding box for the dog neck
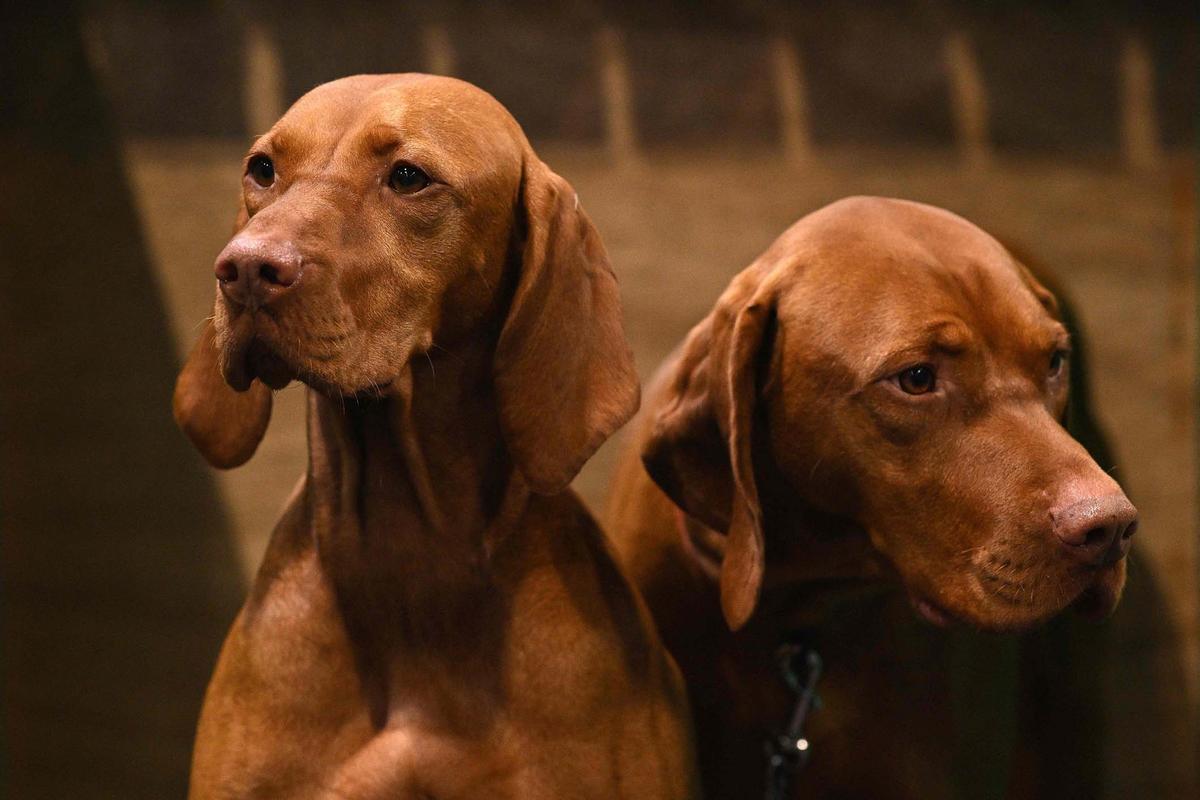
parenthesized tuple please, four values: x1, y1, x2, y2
(695, 461, 890, 630)
(755, 526, 891, 629)
(301, 338, 524, 654)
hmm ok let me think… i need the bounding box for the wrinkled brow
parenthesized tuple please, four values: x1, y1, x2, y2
(353, 125, 450, 178)
(361, 125, 403, 157)
(889, 317, 973, 358)
(1031, 321, 1071, 353)
(257, 129, 299, 157)
(922, 318, 973, 353)
(859, 317, 974, 379)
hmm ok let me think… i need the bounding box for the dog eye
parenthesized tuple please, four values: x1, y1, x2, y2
(246, 154, 275, 188)
(388, 163, 431, 194)
(897, 364, 936, 395)
(1049, 349, 1069, 377)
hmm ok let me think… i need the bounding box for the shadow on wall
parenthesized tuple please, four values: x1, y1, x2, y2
(0, 5, 242, 798)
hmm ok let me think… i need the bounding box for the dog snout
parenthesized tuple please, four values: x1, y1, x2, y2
(1050, 491, 1138, 567)
(215, 237, 303, 308)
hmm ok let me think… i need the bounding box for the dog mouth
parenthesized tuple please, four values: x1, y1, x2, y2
(220, 313, 295, 391)
(907, 593, 957, 628)
(1068, 561, 1126, 621)
(906, 558, 1126, 631)
(216, 311, 406, 397)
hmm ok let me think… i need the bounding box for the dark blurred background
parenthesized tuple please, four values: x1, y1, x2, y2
(2, 1, 1196, 797)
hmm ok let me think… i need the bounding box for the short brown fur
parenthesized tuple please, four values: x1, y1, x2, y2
(175, 74, 696, 800)
(607, 197, 1136, 798)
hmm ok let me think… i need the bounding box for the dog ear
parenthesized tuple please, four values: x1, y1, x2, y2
(494, 156, 639, 494)
(643, 268, 777, 630)
(1006, 245, 1117, 467)
(173, 319, 273, 468)
(173, 202, 271, 468)
(1004, 242, 1068, 420)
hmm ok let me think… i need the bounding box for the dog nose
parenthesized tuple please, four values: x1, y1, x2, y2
(1050, 493, 1138, 566)
(215, 237, 303, 307)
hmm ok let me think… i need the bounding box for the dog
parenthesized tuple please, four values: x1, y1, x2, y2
(174, 74, 697, 799)
(606, 196, 1138, 798)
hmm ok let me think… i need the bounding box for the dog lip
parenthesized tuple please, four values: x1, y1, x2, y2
(220, 314, 257, 391)
(1070, 563, 1123, 621)
(1071, 583, 1115, 620)
(251, 342, 294, 389)
(218, 313, 294, 391)
(289, 361, 399, 399)
(908, 592, 957, 628)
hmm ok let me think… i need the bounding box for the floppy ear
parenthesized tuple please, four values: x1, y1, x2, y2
(173, 202, 272, 468)
(173, 320, 272, 468)
(643, 267, 777, 630)
(493, 156, 639, 494)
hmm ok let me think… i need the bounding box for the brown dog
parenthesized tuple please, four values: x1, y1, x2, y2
(606, 197, 1138, 799)
(174, 74, 697, 799)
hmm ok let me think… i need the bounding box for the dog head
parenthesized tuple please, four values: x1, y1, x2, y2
(645, 197, 1136, 630)
(174, 74, 637, 494)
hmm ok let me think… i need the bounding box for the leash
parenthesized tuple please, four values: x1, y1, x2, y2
(763, 635, 823, 800)
(671, 509, 825, 798)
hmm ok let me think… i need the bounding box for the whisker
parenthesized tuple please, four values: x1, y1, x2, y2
(429, 342, 463, 366)
(424, 350, 436, 383)
(807, 456, 823, 482)
(475, 265, 493, 294)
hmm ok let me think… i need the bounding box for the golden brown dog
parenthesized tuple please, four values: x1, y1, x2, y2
(606, 197, 1138, 799)
(174, 74, 697, 799)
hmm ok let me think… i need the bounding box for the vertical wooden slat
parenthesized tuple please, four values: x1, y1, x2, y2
(1120, 36, 1163, 171)
(944, 30, 990, 170)
(769, 34, 813, 165)
(422, 24, 455, 77)
(596, 25, 641, 169)
(242, 21, 284, 137)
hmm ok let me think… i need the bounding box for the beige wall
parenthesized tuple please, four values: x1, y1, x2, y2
(131, 136, 1197, 796)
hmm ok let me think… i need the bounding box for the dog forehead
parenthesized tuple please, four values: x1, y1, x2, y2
(797, 196, 1010, 274)
(772, 197, 1056, 355)
(286, 74, 515, 128)
(272, 74, 525, 178)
